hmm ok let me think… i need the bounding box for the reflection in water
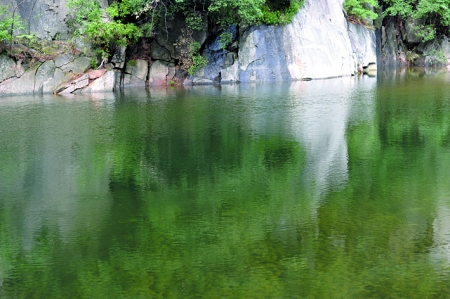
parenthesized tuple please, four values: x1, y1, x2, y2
(1, 74, 450, 298)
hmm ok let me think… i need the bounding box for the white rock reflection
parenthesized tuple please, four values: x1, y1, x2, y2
(297, 77, 376, 196)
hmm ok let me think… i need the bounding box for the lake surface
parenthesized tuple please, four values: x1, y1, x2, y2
(1, 69, 450, 298)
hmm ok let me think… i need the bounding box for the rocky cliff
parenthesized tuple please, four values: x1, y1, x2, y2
(0, 0, 377, 95)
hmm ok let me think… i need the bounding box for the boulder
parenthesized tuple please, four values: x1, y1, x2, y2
(83, 71, 116, 93)
(221, 63, 239, 83)
(43, 68, 67, 93)
(60, 57, 91, 74)
(35, 61, 57, 93)
(415, 37, 450, 67)
(149, 61, 175, 86)
(123, 60, 148, 86)
(54, 54, 76, 68)
(58, 74, 89, 94)
(0, 55, 17, 82)
(0, 63, 41, 94)
(11, 0, 70, 40)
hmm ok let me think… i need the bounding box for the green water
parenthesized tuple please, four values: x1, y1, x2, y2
(1, 71, 450, 298)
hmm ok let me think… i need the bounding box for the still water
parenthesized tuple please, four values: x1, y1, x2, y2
(1, 69, 450, 298)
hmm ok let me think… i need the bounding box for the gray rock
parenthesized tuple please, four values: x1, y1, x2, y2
(123, 60, 148, 86)
(35, 60, 56, 93)
(380, 22, 406, 66)
(60, 57, 91, 74)
(194, 0, 377, 83)
(83, 71, 116, 93)
(2, 0, 71, 40)
(59, 74, 89, 94)
(348, 22, 377, 70)
(0, 63, 41, 94)
(415, 37, 450, 66)
(149, 61, 174, 86)
(43, 67, 67, 93)
(0, 55, 16, 82)
(221, 62, 239, 83)
(54, 54, 75, 68)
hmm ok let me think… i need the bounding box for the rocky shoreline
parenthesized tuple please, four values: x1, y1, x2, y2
(1, 0, 450, 95)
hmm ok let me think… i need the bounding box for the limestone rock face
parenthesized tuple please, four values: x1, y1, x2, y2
(348, 23, 377, 69)
(195, 0, 377, 83)
(0, 0, 70, 40)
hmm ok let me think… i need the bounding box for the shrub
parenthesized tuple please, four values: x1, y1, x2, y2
(344, 0, 379, 21)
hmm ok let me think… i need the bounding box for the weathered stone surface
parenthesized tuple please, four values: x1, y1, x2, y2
(54, 54, 75, 68)
(0, 63, 40, 94)
(0, 55, 17, 81)
(60, 57, 91, 74)
(88, 69, 107, 80)
(83, 71, 116, 93)
(123, 60, 148, 86)
(35, 61, 56, 93)
(59, 74, 89, 94)
(348, 23, 377, 70)
(0, 0, 70, 40)
(149, 61, 173, 86)
(43, 67, 67, 93)
(195, 0, 377, 83)
(379, 21, 407, 66)
(221, 63, 239, 83)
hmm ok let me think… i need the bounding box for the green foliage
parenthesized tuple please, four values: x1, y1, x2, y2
(187, 41, 207, 75)
(68, 0, 142, 57)
(414, 24, 435, 42)
(428, 49, 447, 64)
(260, 0, 303, 25)
(219, 31, 233, 50)
(90, 57, 97, 69)
(207, 0, 265, 25)
(0, 5, 24, 43)
(406, 50, 419, 62)
(383, 0, 415, 17)
(384, 0, 450, 41)
(0, 6, 11, 42)
(344, 0, 379, 21)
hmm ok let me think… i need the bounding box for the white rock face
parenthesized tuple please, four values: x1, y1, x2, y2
(224, 0, 377, 82)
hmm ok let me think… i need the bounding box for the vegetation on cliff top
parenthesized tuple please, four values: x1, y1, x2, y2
(345, 0, 450, 42)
